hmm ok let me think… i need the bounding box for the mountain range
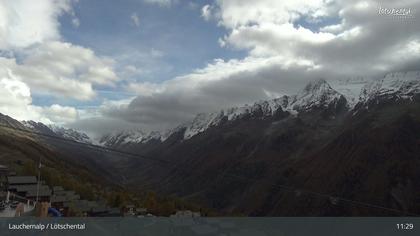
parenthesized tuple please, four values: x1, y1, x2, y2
(1, 71, 419, 216)
(99, 72, 420, 149)
(99, 77, 352, 148)
(95, 71, 420, 216)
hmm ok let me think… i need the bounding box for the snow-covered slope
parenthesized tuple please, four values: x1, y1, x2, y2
(182, 96, 290, 139)
(288, 79, 345, 112)
(329, 77, 369, 108)
(101, 79, 346, 145)
(22, 121, 93, 144)
(99, 97, 291, 145)
(100, 72, 420, 147)
(181, 112, 225, 140)
(179, 79, 346, 140)
(359, 71, 420, 103)
(49, 125, 93, 144)
(99, 129, 164, 147)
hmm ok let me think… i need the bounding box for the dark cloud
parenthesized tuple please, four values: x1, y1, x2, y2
(71, 0, 420, 137)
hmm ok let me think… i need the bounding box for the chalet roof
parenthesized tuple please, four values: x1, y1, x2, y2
(7, 176, 37, 185)
(26, 189, 52, 197)
(0, 164, 9, 171)
(13, 185, 50, 193)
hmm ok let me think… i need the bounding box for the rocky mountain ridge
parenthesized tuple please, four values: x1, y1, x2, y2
(100, 71, 420, 148)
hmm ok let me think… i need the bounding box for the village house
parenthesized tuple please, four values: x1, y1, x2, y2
(7, 176, 37, 187)
(50, 186, 81, 212)
(6, 176, 52, 202)
(0, 165, 9, 191)
(123, 204, 136, 216)
(170, 210, 201, 218)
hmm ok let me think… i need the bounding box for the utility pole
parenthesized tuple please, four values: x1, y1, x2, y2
(35, 157, 41, 203)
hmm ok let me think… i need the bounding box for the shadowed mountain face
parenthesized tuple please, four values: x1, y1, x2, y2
(98, 76, 420, 216)
(0, 116, 114, 190)
(115, 96, 420, 216)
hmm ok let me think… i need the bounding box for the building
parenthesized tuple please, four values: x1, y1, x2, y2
(0, 165, 9, 175)
(25, 189, 52, 202)
(7, 176, 37, 186)
(170, 210, 201, 218)
(11, 184, 50, 194)
(136, 208, 148, 216)
(7, 176, 52, 202)
(62, 200, 90, 216)
(0, 165, 10, 191)
(50, 187, 82, 214)
(123, 204, 136, 216)
(50, 192, 80, 209)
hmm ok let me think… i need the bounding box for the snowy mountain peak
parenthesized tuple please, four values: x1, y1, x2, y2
(48, 125, 93, 144)
(179, 78, 345, 141)
(182, 112, 224, 139)
(289, 78, 345, 111)
(302, 78, 329, 93)
(181, 96, 290, 139)
(21, 121, 93, 144)
(100, 72, 420, 146)
(359, 71, 420, 102)
(329, 76, 369, 108)
(101, 80, 347, 145)
(98, 129, 164, 147)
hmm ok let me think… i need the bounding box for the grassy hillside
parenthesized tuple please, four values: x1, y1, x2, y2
(0, 124, 215, 216)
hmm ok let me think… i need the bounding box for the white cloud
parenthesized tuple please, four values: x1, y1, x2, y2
(99, 56, 322, 132)
(0, 0, 119, 101)
(97, 0, 420, 132)
(214, 0, 331, 29)
(211, 0, 420, 75)
(0, 0, 120, 101)
(42, 104, 79, 124)
(0, 41, 118, 100)
(0, 73, 40, 122)
(125, 82, 165, 96)
(0, 0, 121, 127)
(2, 0, 420, 134)
(130, 13, 140, 27)
(0, 69, 79, 124)
(201, 5, 213, 21)
(0, 0, 73, 50)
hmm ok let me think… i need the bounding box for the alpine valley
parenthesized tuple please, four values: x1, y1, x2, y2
(1, 71, 420, 216)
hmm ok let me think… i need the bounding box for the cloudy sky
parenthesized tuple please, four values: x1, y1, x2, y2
(0, 0, 419, 137)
